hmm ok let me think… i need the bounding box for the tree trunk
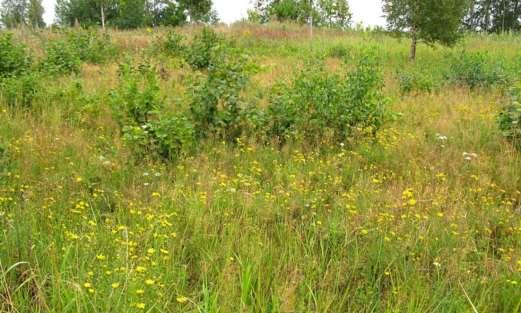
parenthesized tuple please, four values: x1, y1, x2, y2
(409, 30, 417, 61)
(101, 5, 105, 30)
(309, 15, 313, 38)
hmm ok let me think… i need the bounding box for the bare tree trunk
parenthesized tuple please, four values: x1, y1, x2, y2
(309, 15, 313, 38)
(101, 5, 105, 30)
(309, 0, 313, 38)
(485, 0, 492, 31)
(409, 30, 417, 61)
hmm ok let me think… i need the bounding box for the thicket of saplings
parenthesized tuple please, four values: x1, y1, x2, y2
(1, 28, 520, 161)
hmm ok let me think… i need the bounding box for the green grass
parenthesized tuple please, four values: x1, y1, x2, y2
(0, 24, 520, 312)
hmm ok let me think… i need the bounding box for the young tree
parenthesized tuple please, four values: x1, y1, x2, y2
(383, 0, 470, 60)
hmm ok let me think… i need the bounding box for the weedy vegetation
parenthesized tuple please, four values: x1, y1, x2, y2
(0, 25, 520, 313)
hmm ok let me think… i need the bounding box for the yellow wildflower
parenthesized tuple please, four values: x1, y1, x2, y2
(176, 296, 188, 303)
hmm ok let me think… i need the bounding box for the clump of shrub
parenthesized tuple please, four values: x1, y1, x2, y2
(450, 51, 509, 89)
(46, 80, 103, 125)
(327, 44, 351, 59)
(267, 55, 389, 143)
(398, 70, 440, 95)
(0, 73, 41, 108)
(0, 33, 32, 78)
(111, 43, 389, 162)
(123, 116, 195, 161)
(42, 39, 82, 75)
(160, 31, 186, 57)
(189, 44, 257, 141)
(185, 27, 222, 70)
(499, 84, 521, 150)
(110, 59, 162, 126)
(0, 33, 39, 108)
(111, 59, 195, 161)
(0, 141, 11, 180)
(65, 30, 117, 64)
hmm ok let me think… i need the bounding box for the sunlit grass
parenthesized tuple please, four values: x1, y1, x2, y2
(0, 24, 520, 312)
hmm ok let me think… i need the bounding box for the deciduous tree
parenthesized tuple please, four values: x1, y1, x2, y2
(1, 0, 28, 27)
(1, 0, 44, 28)
(27, 0, 44, 27)
(383, 0, 469, 60)
(465, 0, 521, 32)
(250, 0, 352, 28)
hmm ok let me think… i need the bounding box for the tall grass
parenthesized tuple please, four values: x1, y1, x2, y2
(0, 24, 520, 313)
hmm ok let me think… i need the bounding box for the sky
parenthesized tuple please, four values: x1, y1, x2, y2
(43, 0, 386, 27)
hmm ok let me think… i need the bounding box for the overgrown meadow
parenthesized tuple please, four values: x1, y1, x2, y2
(0, 23, 520, 312)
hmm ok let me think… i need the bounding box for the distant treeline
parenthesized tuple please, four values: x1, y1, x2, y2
(0, 0, 520, 33)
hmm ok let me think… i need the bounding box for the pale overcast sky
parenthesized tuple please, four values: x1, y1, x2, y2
(42, 0, 385, 27)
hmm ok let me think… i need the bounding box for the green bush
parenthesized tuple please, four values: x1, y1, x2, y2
(0, 141, 10, 179)
(499, 85, 521, 150)
(42, 39, 82, 75)
(398, 70, 439, 95)
(111, 59, 196, 162)
(161, 31, 186, 56)
(327, 44, 351, 59)
(0, 73, 40, 108)
(185, 27, 222, 70)
(189, 45, 256, 141)
(65, 30, 118, 64)
(46, 80, 102, 125)
(122, 116, 195, 162)
(267, 55, 389, 143)
(450, 51, 509, 89)
(110, 59, 162, 127)
(0, 33, 32, 78)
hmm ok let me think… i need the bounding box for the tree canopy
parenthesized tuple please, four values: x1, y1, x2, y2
(56, 0, 217, 28)
(1, 0, 45, 27)
(465, 0, 521, 32)
(249, 0, 352, 28)
(383, 0, 470, 60)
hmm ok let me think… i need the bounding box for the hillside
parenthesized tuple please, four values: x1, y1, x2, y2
(1, 24, 520, 312)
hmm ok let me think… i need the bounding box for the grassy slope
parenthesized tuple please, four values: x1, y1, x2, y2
(1, 24, 520, 312)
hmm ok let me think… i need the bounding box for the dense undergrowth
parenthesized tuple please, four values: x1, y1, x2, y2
(0, 24, 520, 313)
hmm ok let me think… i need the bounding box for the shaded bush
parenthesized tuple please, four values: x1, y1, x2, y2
(160, 30, 186, 56)
(499, 85, 521, 150)
(42, 39, 81, 75)
(110, 59, 162, 127)
(185, 27, 222, 70)
(398, 70, 440, 95)
(111, 59, 196, 162)
(0, 141, 11, 180)
(267, 55, 389, 143)
(65, 30, 118, 64)
(189, 44, 257, 141)
(0, 73, 41, 108)
(450, 51, 509, 88)
(123, 116, 195, 162)
(327, 44, 351, 59)
(0, 33, 32, 78)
